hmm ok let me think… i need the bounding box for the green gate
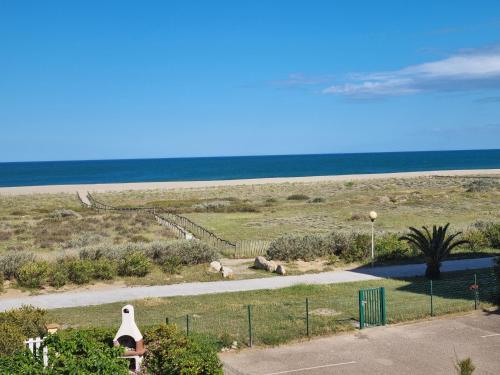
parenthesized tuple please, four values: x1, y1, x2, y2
(359, 287, 386, 329)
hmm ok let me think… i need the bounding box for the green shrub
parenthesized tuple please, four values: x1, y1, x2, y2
(0, 251, 36, 280)
(145, 240, 218, 266)
(92, 259, 118, 280)
(461, 228, 488, 252)
(118, 251, 151, 277)
(287, 194, 310, 201)
(66, 258, 94, 284)
(44, 330, 128, 374)
(323, 232, 350, 255)
(16, 261, 49, 288)
(341, 233, 370, 263)
(0, 349, 45, 373)
(455, 357, 475, 375)
(65, 232, 106, 248)
(483, 223, 500, 249)
(0, 322, 25, 356)
(161, 256, 182, 274)
(375, 233, 413, 261)
(143, 324, 223, 375)
(48, 265, 69, 288)
(0, 306, 47, 339)
(267, 234, 326, 261)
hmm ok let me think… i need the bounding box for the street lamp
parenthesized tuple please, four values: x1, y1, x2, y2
(369, 211, 377, 266)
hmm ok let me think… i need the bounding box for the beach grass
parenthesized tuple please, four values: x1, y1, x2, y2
(0, 175, 498, 253)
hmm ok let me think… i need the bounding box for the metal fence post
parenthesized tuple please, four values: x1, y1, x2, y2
(165, 317, 169, 325)
(430, 280, 434, 317)
(306, 298, 310, 336)
(474, 273, 478, 310)
(359, 290, 365, 329)
(186, 314, 190, 336)
(380, 287, 386, 326)
(247, 305, 253, 347)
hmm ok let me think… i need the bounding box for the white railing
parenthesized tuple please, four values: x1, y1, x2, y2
(25, 337, 48, 367)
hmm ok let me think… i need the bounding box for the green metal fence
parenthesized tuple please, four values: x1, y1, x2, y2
(50, 268, 498, 347)
(159, 269, 498, 346)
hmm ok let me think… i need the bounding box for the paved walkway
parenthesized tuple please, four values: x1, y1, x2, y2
(221, 311, 500, 375)
(0, 257, 494, 311)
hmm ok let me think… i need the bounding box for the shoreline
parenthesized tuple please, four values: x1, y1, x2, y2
(1, 168, 499, 195)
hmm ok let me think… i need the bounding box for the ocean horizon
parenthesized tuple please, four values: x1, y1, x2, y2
(0, 149, 499, 188)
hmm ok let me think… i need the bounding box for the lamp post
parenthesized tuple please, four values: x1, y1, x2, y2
(369, 211, 377, 267)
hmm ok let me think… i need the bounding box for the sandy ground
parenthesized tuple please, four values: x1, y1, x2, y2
(221, 311, 500, 375)
(1, 169, 499, 195)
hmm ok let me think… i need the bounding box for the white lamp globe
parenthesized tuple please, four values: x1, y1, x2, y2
(369, 211, 378, 221)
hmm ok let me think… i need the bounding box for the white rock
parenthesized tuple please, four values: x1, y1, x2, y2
(221, 266, 234, 278)
(209, 261, 222, 272)
(276, 264, 286, 275)
(254, 256, 277, 272)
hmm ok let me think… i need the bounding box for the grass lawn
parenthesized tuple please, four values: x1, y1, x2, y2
(47, 268, 498, 346)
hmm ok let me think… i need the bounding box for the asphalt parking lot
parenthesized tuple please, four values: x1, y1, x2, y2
(221, 311, 500, 375)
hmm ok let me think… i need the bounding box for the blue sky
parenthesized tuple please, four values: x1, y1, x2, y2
(1, 1, 500, 162)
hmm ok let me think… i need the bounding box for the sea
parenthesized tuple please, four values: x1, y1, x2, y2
(0, 149, 499, 188)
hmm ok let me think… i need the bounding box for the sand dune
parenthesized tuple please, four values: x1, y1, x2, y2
(0, 169, 499, 195)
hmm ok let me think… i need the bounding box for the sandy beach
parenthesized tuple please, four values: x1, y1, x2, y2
(0, 169, 499, 195)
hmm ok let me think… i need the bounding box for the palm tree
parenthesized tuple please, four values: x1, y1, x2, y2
(399, 224, 468, 278)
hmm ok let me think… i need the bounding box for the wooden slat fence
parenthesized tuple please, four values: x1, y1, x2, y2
(84, 193, 236, 250)
(234, 240, 270, 258)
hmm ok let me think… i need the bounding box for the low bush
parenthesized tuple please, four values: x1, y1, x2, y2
(287, 194, 310, 201)
(0, 348, 46, 373)
(0, 306, 47, 346)
(16, 261, 49, 288)
(461, 228, 489, 252)
(66, 258, 94, 284)
(267, 235, 321, 261)
(0, 329, 128, 374)
(375, 233, 413, 261)
(309, 197, 325, 203)
(161, 256, 182, 274)
(0, 322, 25, 356)
(483, 223, 500, 249)
(0, 251, 36, 280)
(118, 251, 151, 277)
(48, 265, 69, 288)
(267, 231, 374, 263)
(143, 324, 223, 375)
(340, 233, 371, 263)
(145, 240, 218, 266)
(65, 232, 106, 248)
(92, 258, 118, 280)
(44, 330, 129, 374)
(0, 230, 11, 241)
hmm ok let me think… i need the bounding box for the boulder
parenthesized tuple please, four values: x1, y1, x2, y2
(221, 266, 234, 278)
(266, 260, 277, 272)
(276, 264, 286, 275)
(209, 261, 222, 272)
(254, 256, 268, 270)
(254, 256, 277, 272)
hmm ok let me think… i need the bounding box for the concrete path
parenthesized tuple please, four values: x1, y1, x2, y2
(221, 311, 500, 375)
(0, 257, 494, 311)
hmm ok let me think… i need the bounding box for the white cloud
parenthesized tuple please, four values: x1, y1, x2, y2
(323, 47, 500, 97)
